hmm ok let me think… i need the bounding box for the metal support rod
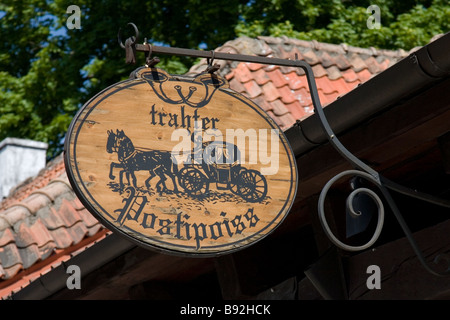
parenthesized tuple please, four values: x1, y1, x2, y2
(135, 43, 305, 67)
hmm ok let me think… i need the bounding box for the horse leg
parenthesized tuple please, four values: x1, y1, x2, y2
(156, 176, 168, 194)
(168, 172, 179, 193)
(130, 171, 138, 188)
(109, 162, 122, 180)
(119, 169, 126, 188)
(154, 168, 168, 194)
(162, 171, 178, 193)
(145, 170, 156, 189)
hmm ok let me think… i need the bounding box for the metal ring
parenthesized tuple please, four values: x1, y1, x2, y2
(118, 22, 139, 49)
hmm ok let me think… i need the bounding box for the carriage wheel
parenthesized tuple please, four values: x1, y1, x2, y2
(178, 167, 209, 196)
(237, 169, 268, 203)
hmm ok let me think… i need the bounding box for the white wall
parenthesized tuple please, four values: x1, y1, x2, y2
(0, 138, 48, 199)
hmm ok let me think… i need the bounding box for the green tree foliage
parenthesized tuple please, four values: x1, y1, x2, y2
(236, 0, 450, 50)
(1, 0, 449, 159)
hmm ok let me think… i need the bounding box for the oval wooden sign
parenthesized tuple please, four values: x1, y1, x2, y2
(64, 67, 298, 256)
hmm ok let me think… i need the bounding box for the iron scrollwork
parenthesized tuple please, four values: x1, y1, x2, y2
(307, 58, 450, 276)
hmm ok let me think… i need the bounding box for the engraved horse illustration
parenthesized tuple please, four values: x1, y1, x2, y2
(106, 129, 178, 193)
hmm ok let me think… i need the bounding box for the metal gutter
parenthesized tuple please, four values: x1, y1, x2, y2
(285, 32, 450, 157)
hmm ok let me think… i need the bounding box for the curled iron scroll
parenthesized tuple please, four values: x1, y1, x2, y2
(298, 63, 450, 277)
(318, 170, 385, 252)
(318, 169, 450, 277)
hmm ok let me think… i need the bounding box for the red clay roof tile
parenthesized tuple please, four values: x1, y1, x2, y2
(15, 222, 38, 248)
(247, 62, 264, 72)
(17, 245, 40, 269)
(266, 68, 288, 88)
(278, 85, 299, 104)
(252, 95, 273, 113)
(294, 87, 313, 106)
(279, 65, 298, 75)
(283, 71, 305, 90)
(349, 53, 369, 72)
(311, 64, 328, 78)
(302, 49, 320, 65)
(318, 51, 335, 68)
(243, 79, 263, 98)
(0, 242, 22, 271)
(234, 63, 253, 83)
(57, 199, 83, 227)
(325, 65, 343, 81)
(341, 68, 360, 83)
(285, 100, 307, 120)
(268, 99, 290, 116)
(65, 222, 89, 245)
(251, 68, 271, 86)
(364, 56, 384, 74)
(27, 219, 55, 248)
(332, 54, 352, 70)
(48, 227, 76, 249)
(0, 227, 15, 248)
(228, 77, 247, 94)
(261, 81, 281, 102)
(357, 69, 373, 82)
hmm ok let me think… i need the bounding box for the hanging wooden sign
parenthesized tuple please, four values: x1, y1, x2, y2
(64, 67, 298, 256)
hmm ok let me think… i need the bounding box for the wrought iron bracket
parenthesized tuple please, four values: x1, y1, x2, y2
(118, 23, 450, 277)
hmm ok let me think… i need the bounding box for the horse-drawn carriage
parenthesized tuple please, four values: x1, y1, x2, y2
(107, 130, 267, 203)
(177, 140, 268, 203)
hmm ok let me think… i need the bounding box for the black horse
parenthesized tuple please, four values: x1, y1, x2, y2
(106, 129, 179, 193)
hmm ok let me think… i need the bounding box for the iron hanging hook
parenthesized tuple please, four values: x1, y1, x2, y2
(145, 42, 160, 68)
(118, 23, 140, 64)
(118, 22, 139, 48)
(206, 50, 220, 73)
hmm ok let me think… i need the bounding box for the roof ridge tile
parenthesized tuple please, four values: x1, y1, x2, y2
(317, 51, 335, 68)
(325, 65, 343, 80)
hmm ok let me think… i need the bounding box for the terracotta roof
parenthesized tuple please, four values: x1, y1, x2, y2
(0, 154, 107, 298)
(0, 35, 409, 299)
(188, 36, 407, 130)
